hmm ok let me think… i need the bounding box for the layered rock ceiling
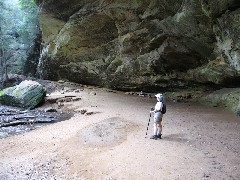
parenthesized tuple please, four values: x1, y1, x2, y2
(37, 0, 240, 91)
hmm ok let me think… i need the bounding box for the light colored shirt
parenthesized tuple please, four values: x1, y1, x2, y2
(155, 101, 163, 112)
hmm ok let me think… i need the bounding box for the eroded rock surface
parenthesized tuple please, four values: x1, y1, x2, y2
(37, 0, 240, 90)
(200, 88, 240, 116)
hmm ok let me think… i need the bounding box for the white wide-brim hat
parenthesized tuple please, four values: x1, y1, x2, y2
(155, 93, 163, 98)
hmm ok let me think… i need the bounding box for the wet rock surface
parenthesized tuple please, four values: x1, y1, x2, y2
(0, 105, 72, 138)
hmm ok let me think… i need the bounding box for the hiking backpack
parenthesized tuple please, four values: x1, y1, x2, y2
(161, 103, 166, 114)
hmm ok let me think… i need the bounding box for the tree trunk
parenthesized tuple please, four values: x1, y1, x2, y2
(3, 58, 8, 83)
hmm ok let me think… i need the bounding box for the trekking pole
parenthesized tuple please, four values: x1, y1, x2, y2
(145, 107, 154, 137)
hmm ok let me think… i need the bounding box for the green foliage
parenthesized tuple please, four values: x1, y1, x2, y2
(18, 0, 37, 10)
(0, 0, 40, 76)
(0, 89, 6, 96)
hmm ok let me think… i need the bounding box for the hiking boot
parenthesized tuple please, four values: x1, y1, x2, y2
(157, 134, 162, 139)
(150, 135, 157, 140)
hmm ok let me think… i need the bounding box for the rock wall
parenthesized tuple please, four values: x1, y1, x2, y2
(37, 0, 240, 91)
(200, 88, 240, 116)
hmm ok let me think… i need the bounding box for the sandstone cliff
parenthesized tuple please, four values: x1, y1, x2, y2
(37, 0, 240, 91)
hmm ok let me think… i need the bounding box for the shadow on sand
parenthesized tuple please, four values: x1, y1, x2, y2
(161, 133, 190, 143)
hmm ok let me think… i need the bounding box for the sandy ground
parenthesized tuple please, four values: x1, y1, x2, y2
(0, 86, 240, 180)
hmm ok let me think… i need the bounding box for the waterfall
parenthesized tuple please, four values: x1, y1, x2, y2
(36, 44, 50, 78)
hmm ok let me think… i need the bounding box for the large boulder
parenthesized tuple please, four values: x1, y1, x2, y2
(37, 0, 240, 90)
(0, 80, 46, 109)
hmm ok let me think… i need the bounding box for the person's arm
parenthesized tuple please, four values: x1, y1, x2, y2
(153, 108, 158, 113)
(150, 110, 156, 113)
(150, 106, 155, 113)
(151, 103, 160, 113)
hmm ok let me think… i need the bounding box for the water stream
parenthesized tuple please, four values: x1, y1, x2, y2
(0, 106, 73, 139)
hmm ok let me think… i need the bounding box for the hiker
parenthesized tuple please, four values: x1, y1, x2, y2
(150, 93, 164, 140)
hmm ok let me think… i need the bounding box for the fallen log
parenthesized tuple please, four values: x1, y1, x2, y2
(64, 95, 76, 98)
(0, 119, 55, 128)
(13, 115, 36, 120)
(0, 110, 28, 116)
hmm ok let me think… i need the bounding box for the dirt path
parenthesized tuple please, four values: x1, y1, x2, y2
(0, 87, 239, 180)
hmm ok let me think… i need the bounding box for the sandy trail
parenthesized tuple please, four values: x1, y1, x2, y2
(0, 87, 239, 180)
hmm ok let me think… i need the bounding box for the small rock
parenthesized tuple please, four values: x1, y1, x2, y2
(72, 97, 81, 101)
(89, 91, 96, 95)
(45, 108, 58, 112)
(85, 112, 94, 115)
(57, 102, 64, 108)
(56, 98, 65, 103)
(58, 80, 65, 83)
(203, 173, 210, 178)
(74, 89, 80, 93)
(125, 92, 134, 95)
(80, 109, 87, 114)
(64, 97, 72, 102)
